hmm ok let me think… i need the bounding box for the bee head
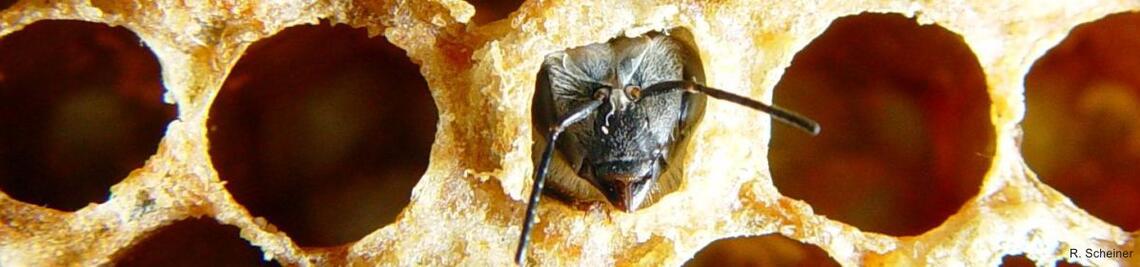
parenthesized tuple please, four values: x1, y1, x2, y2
(576, 84, 680, 212)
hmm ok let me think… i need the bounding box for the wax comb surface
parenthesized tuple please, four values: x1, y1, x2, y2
(1, 0, 1139, 266)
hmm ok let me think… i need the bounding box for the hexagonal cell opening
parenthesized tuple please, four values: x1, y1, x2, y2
(208, 21, 438, 247)
(770, 13, 995, 236)
(113, 218, 280, 266)
(1, 0, 14, 11)
(1023, 12, 1140, 231)
(467, 0, 525, 25)
(0, 20, 174, 211)
(999, 254, 1084, 267)
(683, 234, 838, 266)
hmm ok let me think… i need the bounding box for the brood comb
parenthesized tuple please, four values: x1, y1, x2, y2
(2, 0, 1139, 266)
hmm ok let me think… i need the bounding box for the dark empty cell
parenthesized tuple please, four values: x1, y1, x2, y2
(0, 21, 173, 211)
(2, 0, 15, 11)
(684, 234, 839, 267)
(467, 0, 525, 25)
(114, 218, 280, 267)
(208, 21, 438, 247)
(1000, 254, 1036, 267)
(1023, 12, 1140, 231)
(1000, 254, 1085, 267)
(770, 13, 994, 236)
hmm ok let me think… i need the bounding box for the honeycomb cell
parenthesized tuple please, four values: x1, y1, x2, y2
(526, 28, 706, 214)
(999, 254, 1084, 267)
(467, 0, 524, 25)
(770, 13, 994, 236)
(114, 218, 280, 266)
(208, 21, 438, 247)
(683, 234, 839, 267)
(1023, 12, 1140, 231)
(1, 0, 13, 11)
(0, 20, 173, 211)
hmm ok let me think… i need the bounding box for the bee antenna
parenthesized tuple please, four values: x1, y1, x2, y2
(641, 80, 821, 135)
(516, 92, 606, 265)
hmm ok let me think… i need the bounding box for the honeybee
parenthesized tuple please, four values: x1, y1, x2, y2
(517, 32, 819, 265)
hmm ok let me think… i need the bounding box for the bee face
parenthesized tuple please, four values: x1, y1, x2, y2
(534, 33, 706, 212)
(520, 31, 817, 264)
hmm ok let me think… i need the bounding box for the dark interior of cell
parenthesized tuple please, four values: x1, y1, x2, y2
(683, 234, 839, 267)
(1023, 12, 1140, 231)
(770, 13, 994, 236)
(466, 0, 525, 25)
(2, 0, 15, 12)
(0, 21, 174, 211)
(208, 21, 438, 247)
(999, 254, 1085, 267)
(113, 218, 281, 267)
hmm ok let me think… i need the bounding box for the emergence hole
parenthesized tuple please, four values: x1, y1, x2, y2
(999, 254, 1084, 267)
(683, 234, 838, 267)
(114, 218, 280, 266)
(1023, 12, 1140, 231)
(0, 21, 173, 211)
(208, 21, 438, 247)
(770, 13, 995, 236)
(467, 0, 525, 25)
(529, 29, 705, 211)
